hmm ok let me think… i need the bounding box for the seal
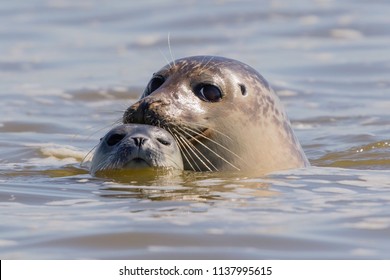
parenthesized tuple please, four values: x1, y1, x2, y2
(123, 56, 309, 174)
(90, 124, 183, 175)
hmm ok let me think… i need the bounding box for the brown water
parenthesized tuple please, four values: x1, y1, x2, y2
(1, 0, 390, 259)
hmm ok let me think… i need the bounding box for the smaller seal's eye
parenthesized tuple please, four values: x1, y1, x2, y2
(146, 75, 165, 95)
(195, 84, 222, 102)
(106, 133, 125, 146)
(157, 138, 171, 146)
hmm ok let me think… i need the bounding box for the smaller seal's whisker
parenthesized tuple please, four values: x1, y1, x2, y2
(93, 154, 110, 174)
(169, 129, 197, 171)
(114, 117, 124, 126)
(81, 144, 98, 167)
(83, 116, 122, 142)
(82, 117, 124, 169)
(173, 128, 216, 172)
(177, 127, 241, 171)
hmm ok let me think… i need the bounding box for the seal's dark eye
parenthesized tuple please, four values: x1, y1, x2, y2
(146, 75, 165, 95)
(195, 84, 222, 102)
(157, 138, 171, 146)
(106, 133, 125, 146)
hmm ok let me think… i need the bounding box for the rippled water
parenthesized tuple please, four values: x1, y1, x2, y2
(1, 0, 390, 259)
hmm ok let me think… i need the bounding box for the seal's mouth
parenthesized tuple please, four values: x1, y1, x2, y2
(124, 157, 151, 168)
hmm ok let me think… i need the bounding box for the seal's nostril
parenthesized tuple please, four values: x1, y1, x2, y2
(132, 137, 148, 147)
(140, 99, 149, 112)
(106, 133, 125, 146)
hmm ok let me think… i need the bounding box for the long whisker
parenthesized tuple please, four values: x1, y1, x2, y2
(199, 56, 214, 75)
(182, 126, 245, 163)
(173, 128, 217, 172)
(168, 128, 197, 171)
(91, 152, 112, 174)
(179, 120, 233, 141)
(81, 144, 98, 168)
(177, 126, 241, 171)
(174, 128, 218, 171)
(159, 48, 172, 69)
(81, 117, 124, 169)
(167, 32, 176, 67)
(175, 134, 200, 172)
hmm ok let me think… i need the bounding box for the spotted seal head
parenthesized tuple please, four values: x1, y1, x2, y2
(123, 56, 309, 174)
(90, 124, 183, 175)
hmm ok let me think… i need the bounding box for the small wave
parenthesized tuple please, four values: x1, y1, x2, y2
(313, 140, 390, 169)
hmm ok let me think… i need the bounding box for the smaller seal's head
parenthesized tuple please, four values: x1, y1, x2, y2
(90, 124, 183, 175)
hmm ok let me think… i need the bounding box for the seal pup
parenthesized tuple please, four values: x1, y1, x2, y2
(90, 124, 183, 175)
(123, 56, 309, 174)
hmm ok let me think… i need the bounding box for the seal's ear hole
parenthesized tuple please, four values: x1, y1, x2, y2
(157, 138, 171, 146)
(239, 84, 247, 96)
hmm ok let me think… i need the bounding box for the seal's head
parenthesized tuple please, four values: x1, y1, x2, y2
(90, 124, 183, 175)
(123, 56, 309, 174)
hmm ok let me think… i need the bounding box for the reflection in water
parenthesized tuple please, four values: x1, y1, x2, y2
(98, 169, 272, 201)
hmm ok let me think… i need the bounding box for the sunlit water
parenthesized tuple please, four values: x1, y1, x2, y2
(1, 0, 390, 259)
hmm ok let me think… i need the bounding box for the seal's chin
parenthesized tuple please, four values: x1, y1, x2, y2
(124, 158, 151, 169)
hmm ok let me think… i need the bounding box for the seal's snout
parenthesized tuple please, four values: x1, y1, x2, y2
(132, 137, 148, 147)
(123, 97, 171, 125)
(123, 100, 146, 124)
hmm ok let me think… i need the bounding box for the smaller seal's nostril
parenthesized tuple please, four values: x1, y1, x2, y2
(132, 137, 148, 147)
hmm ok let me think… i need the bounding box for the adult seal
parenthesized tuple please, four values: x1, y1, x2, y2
(90, 124, 183, 175)
(123, 56, 309, 174)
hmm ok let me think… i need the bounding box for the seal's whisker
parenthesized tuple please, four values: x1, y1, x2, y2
(169, 129, 197, 171)
(198, 56, 209, 73)
(177, 126, 241, 171)
(159, 48, 172, 69)
(93, 153, 112, 173)
(181, 126, 245, 163)
(183, 139, 218, 172)
(167, 33, 175, 67)
(175, 134, 202, 172)
(179, 120, 233, 141)
(203, 61, 227, 75)
(170, 128, 201, 171)
(173, 128, 216, 172)
(174, 128, 218, 171)
(199, 56, 214, 75)
(81, 144, 99, 167)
